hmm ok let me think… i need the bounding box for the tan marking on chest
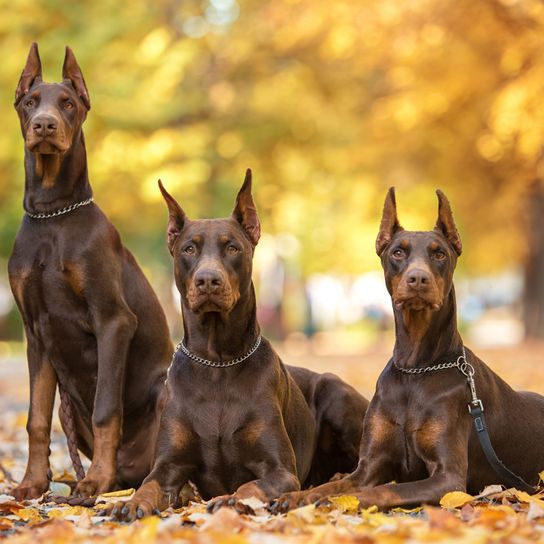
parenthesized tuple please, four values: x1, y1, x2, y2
(168, 420, 193, 452)
(241, 419, 266, 446)
(367, 413, 396, 445)
(63, 262, 86, 297)
(416, 419, 445, 452)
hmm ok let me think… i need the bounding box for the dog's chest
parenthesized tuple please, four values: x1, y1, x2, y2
(9, 227, 93, 346)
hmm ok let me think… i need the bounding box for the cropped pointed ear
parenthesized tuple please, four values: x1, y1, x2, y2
(158, 180, 188, 255)
(232, 169, 261, 246)
(434, 189, 462, 255)
(15, 42, 42, 106)
(376, 187, 403, 256)
(62, 46, 90, 110)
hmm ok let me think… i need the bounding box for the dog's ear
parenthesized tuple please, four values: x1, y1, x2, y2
(15, 43, 43, 106)
(434, 189, 462, 255)
(62, 46, 91, 110)
(232, 168, 261, 246)
(376, 187, 403, 256)
(158, 180, 188, 255)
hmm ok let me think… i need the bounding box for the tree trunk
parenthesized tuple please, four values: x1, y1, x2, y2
(524, 180, 544, 339)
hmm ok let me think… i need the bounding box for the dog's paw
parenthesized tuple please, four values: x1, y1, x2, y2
(207, 494, 255, 515)
(75, 474, 115, 498)
(109, 499, 161, 522)
(269, 490, 320, 513)
(11, 479, 49, 501)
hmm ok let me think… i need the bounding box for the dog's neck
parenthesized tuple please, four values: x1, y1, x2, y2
(181, 283, 261, 364)
(392, 285, 463, 369)
(23, 130, 92, 215)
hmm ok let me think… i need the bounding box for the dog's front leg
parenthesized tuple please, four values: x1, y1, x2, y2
(13, 333, 57, 500)
(75, 306, 137, 497)
(207, 415, 301, 513)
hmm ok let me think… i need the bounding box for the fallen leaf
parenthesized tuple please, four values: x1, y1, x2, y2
(440, 491, 475, 509)
(99, 488, 135, 498)
(200, 507, 246, 532)
(16, 507, 42, 522)
(329, 495, 360, 514)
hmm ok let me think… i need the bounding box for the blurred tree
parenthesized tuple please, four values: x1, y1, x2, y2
(1, 0, 544, 336)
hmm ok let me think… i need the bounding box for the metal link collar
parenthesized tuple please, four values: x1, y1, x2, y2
(174, 335, 262, 368)
(26, 197, 94, 219)
(393, 347, 467, 375)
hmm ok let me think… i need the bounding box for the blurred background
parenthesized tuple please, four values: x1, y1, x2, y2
(1, 0, 544, 412)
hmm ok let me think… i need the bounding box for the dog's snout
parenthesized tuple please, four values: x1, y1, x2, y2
(406, 268, 431, 291)
(194, 269, 224, 293)
(32, 115, 58, 137)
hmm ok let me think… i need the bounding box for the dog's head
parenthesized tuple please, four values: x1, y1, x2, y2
(376, 188, 462, 313)
(14, 43, 90, 155)
(159, 169, 260, 318)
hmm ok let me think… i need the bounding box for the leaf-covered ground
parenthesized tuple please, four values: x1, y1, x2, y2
(1, 341, 544, 543)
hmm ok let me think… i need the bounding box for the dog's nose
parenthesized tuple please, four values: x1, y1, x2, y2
(406, 269, 431, 291)
(32, 115, 58, 137)
(194, 269, 224, 294)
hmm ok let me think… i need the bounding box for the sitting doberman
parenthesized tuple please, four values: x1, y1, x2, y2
(111, 170, 368, 520)
(273, 188, 544, 512)
(9, 43, 173, 499)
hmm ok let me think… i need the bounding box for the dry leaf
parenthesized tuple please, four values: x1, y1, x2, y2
(439, 491, 475, 509)
(99, 488, 135, 498)
(329, 495, 360, 513)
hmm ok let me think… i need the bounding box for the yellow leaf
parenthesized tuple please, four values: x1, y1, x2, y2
(328, 495, 360, 513)
(100, 488, 135, 498)
(16, 508, 42, 522)
(286, 503, 316, 523)
(539, 470, 544, 484)
(439, 491, 474, 509)
(359, 506, 391, 527)
(47, 506, 87, 518)
(512, 489, 533, 503)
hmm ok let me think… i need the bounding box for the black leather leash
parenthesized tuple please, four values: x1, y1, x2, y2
(460, 360, 538, 494)
(394, 348, 538, 494)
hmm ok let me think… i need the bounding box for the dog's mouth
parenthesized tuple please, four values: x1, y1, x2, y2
(26, 137, 68, 154)
(187, 292, 237, 315)
(393, 295, 443, 312)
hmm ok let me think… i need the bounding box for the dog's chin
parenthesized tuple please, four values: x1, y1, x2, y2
(27, 139, 67, 154)
(394, 296, 442, 312)
(188, 295, 235, 316)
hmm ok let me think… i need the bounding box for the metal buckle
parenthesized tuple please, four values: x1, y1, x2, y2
(468, 399, 484, 413)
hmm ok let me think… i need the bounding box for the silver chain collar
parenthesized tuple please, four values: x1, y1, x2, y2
(173, 334, 262, 368)
(26, 197, 94, 219)
(393, 347, 468, 375)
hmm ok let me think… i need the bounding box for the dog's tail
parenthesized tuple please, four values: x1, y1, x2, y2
(58, 386, 86, 482)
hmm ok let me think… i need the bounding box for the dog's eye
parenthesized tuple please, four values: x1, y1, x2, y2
(64, 101, 74, 109)
(25, 99, 35, 108)
(433, 250, 446, 261)
(226, 245, 239, 255)
(392, 248, 405, 259)
(183, 245, 196, 255)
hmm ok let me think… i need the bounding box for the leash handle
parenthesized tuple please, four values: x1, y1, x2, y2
(460, 360, 538, 494)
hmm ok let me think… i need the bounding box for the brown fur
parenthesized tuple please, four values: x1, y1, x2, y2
(10, 43, 172, 499)
(273, 187, 544, 512)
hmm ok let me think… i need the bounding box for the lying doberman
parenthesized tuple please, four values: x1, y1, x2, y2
(111, 170, 368, 520)
(9, 43, 172, 499)
(273, 188, 544, 512)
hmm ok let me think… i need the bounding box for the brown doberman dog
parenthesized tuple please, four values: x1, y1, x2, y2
(111, 170, 368, 520)
(9, 43, 173, 499)
(272, 188, 544, 512)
